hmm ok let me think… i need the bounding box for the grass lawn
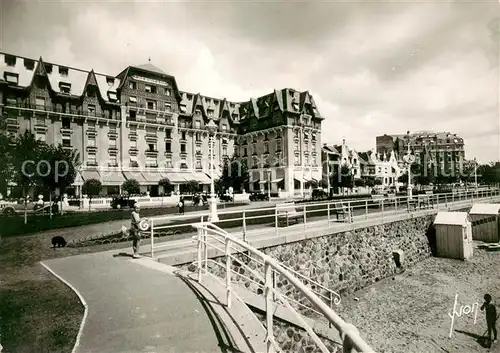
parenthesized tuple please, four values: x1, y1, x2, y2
(0, 229, 185, 353)
(0, 201, 247, 238)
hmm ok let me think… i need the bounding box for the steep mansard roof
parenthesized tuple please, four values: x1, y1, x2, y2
(0, 52, 323, 121)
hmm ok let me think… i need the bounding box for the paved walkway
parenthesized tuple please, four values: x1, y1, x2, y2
(42, 252, 258, 353)
(32, 201, 278, 240)
(152, 194, 500, 265)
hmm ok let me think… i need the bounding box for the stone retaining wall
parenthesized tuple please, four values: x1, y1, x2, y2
(253, 311, 341, 353)
(191, 215, 435, 304)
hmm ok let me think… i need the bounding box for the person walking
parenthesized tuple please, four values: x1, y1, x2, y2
(178, 196, 185, 215)
(481, 293, 498, 347)
(130, 203, 142, 259)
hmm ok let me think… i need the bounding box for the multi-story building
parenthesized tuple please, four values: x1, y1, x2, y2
(0, 52, 324, 197)
(358, 149, 401, 186)
(321, 140, 361, 194)
(376, 131, 466, 177)
(234, 89, 323, 197)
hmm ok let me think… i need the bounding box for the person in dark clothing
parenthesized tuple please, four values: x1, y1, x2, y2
(481, 294, 497, 346)
(178, 197, 185, 215)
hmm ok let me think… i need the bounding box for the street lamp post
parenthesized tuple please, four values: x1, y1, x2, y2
(206, 120, 219, 222)
(403, 132, 416, 199)
(267, 170, 271, 201)
(474, 157, 478, 189)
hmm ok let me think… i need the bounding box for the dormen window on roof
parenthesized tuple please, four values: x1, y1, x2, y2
(24, 59, 35, 70)
(59, 66, 69, 77)
(59, 82, 71, 94)
(108, 91, 117, 102)
(4, 72, 19, 84)
(4, 55, 16, 67)
(106, 76, 115, 86)
(129, 96, 137, 103)
(180, 104, 187, 113)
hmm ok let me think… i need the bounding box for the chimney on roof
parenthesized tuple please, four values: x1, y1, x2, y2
(342, 138, 346, 146)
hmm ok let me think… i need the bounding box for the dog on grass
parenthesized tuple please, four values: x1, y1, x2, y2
(51, 236, 67, 248)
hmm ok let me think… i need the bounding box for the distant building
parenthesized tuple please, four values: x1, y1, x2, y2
(358, 149, 402, 187)
(321, 139, 361, 194)
(0, 52, 324, 197)
(376, 131, 465, 177)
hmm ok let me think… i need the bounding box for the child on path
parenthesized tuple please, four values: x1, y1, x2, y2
(130, 203, 142, 259)
(481, 293, 497, 346)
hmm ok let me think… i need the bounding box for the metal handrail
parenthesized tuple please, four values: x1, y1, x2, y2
(148, 188, 500, 258)
(149, 188, 498, 225)
(193, 221, 374, 353)
(198, 233, 341, 313)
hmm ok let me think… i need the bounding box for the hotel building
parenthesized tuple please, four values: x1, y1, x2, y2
(0, 52, 323, 197)
(376, 131, 466, 176)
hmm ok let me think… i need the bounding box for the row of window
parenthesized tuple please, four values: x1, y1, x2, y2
(239, 140, 282, 156)
(86, 154, 218, 170)
(127, 81, 172, 97)
(294, 140, 317, 152)
(293, 154, 318, 166)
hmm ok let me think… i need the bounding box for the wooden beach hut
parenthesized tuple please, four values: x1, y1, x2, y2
(469, 203, 500, 243)
(433, 212, 473, 260)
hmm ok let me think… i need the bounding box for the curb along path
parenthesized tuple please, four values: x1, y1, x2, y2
(42, 253, 231, 353)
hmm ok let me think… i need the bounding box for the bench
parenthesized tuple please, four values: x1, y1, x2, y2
(277, 203, 304, 227)
(371, 194, 386, 207)
(417, 194, 433, 209)
(331, 202, 350, 222)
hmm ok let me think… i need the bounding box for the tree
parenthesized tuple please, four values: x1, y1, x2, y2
(82, 179, 102, 210)
(363, 176, 376, 188)
(330, 164, 353, 194)
(0, 134, 13, 198)
(158, 178, 173, 195)
(218, 157, 250, 193)
(374, 177, 383, 186)
(122, 179, 140, 195)
(10, 131, 45, 223)
(354, 178, 365, 187)
(184, 180, 199, 194)
(37, 143, 80, 216)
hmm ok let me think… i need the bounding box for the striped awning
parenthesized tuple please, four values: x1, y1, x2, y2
(259, 180, 269, 184)
(162, 172, 188, 183)
(272, 178, 284, 183)
(294, 177, 306, 183)
(123, 171, 148, 184)
(142, 171, 163, 183)
(191, 172, 212, 184)
(99, 171, 126, 185)
(81, 170, 101, 181)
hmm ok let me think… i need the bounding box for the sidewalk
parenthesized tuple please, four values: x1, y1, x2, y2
(41, 253, 241, 353)
(31, 201, 278, 241)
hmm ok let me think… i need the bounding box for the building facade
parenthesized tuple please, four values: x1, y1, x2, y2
(358, 149, 402, 187)
(321, 140, 362, 194)
(376, 131, 466, 178)
(0, 52, 323, 197)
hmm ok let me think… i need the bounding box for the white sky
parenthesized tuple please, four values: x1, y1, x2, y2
(1, 0, 499, 163)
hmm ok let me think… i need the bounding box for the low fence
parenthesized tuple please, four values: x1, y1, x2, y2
(71, 193, 251, 209)
(192, 221, 374, 353)
(146, 188, 500, 258)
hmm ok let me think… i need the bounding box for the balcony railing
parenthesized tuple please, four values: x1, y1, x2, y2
(5, 102, 121, 120)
